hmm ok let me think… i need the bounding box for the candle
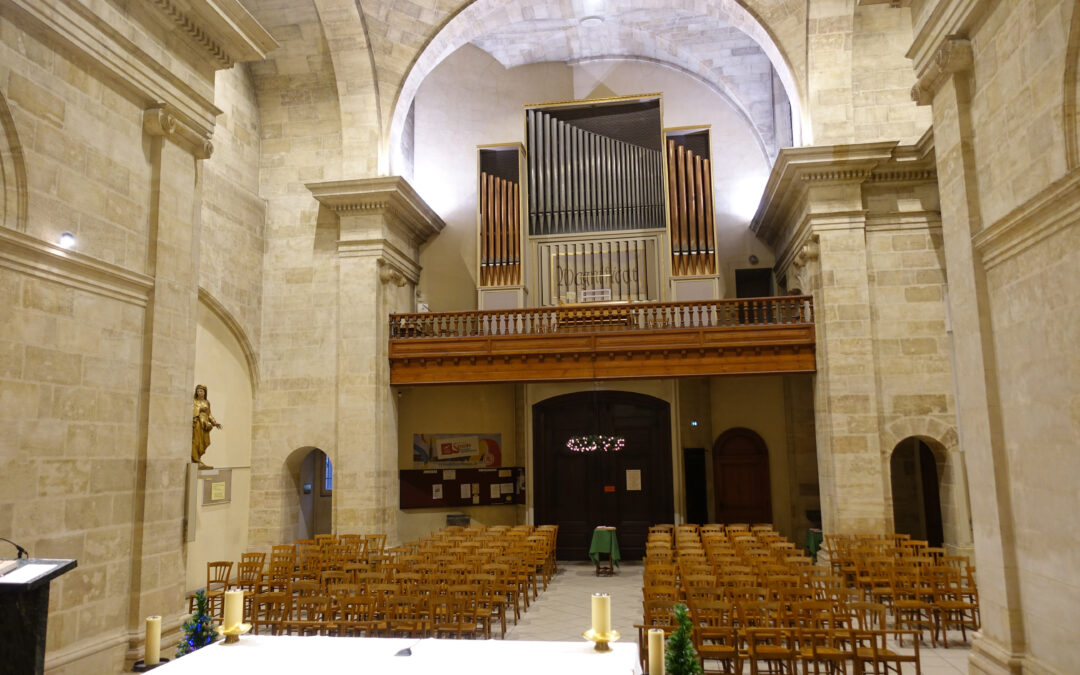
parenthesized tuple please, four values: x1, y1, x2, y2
(648, 628, 665, 675)
(224, 590, 243, 630)
(145, 615, 161, 666)
(591, 592, 611, 636)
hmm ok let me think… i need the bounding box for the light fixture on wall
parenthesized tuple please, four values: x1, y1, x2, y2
(580, 15, 604, 27)
(59, 232, 76, 249)
(748, 254, 759, 265)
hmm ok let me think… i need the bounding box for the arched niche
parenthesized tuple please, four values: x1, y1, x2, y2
(185, 298, 255, 591)
(889, 437, 944, 548)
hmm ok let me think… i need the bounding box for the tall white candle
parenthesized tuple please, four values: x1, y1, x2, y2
(145, 615, 161, 666)
(648, 628, 665, 674)
(224, 590, 243, 630)
(591, 592, 611, 635)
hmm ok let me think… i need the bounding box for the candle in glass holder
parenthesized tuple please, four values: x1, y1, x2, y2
(145, 615, 161, 666)
(224, 590, 243, 630)
(648, 628, 665, 674)
(591, 592, 611, 636)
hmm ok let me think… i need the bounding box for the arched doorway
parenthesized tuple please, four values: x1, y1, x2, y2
(890, 438, 944, 547)
(298, 449, 333, 538)
(533, 390, 673, 561)
(712, 427, 772, 525)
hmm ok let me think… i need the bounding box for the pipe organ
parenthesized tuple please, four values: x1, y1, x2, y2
(665, 128, 717, 276)
(526, 109, 666, 235)
(476, 96, 721, 308)
(477, 145, 524, 289)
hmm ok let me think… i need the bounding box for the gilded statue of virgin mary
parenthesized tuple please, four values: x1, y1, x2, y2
(192, 384, 223, 469)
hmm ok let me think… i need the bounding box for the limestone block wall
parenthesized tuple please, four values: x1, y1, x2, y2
(200, 64, 267, 350)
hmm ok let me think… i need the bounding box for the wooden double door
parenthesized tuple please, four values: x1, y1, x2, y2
(533, 391, 673, 561)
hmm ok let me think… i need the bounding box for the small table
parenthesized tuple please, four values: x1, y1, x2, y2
(588, 527, 620, 576)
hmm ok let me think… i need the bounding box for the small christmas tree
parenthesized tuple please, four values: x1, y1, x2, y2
(665, 603, 702, 675)
(176, 590, 217, 657)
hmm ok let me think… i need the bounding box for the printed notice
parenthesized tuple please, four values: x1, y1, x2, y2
(442, 469, 456, 480)
(500, 482, 514, 494)
(498, 469, 511, 478)
(472, 495, 480, 505)
(460, 484, 472, 499)
(432, 484, 443, 500)
(490, 484, 501, 500)
(626, 470, 642, 491)
(211, 482, 226, 501)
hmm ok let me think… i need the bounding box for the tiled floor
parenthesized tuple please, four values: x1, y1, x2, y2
(505, 561, 974, 674)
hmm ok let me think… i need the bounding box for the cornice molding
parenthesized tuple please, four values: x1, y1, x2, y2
(911, 37, 973, 106)
(907, 0, 985, 79)
(974, 168, 1080, 269)
(147, 0, 277, 68)
(753, 134, 939, 280)
(307, 176, 446, 249)
(144, 104, 214, 159)
(0, 227, 154, 306)
(7, 0, 275, 135)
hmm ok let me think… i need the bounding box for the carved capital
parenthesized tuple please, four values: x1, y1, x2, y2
(912, 37, 973, 105)
(378, 259, 408, 287)
(143, 105, 213, 159)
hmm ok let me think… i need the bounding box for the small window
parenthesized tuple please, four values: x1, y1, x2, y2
(323, 455, 333, 494)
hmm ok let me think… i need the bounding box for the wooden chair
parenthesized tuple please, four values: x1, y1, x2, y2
(744, 628, 797, 675)
(338, 595, 384, 637)
(287, 595, 334, 636)
(251, 592, 290, 635)
(690, 600, 741, 674)
(205, 561, 233, 620)
(796, 628, 850, 675)
(931, 565, 979, 647)
(387, 595, 429, 638)
(851, 629, 921, 675)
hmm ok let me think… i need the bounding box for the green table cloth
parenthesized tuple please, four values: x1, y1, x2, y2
(588, 527, 620, 567)
(805, 528, 823, 563)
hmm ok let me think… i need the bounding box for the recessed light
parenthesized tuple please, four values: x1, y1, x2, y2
(690, 420, 699, 427)
(581, 15, 603, 27)
(59, 232, 76, 249)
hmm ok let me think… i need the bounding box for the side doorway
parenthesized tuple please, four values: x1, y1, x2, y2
(712, 427, 772, 525)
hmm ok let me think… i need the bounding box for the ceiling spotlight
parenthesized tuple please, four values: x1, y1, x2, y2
(581, 15, 603, 27)
(59, 232, 76, 249)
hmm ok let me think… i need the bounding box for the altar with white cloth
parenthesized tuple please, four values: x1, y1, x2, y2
(153, 635, 642, 674)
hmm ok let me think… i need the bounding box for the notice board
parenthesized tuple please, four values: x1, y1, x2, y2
(400, 466, 525, 509)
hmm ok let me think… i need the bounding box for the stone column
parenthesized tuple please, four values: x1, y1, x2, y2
(913, 38, 1025, 675)
(803, 182, 889, 536)
(129, 105, 213, 636)
(307, 178, 444, 544)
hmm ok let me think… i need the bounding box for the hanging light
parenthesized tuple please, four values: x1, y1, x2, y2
(566, 434, 625, 453)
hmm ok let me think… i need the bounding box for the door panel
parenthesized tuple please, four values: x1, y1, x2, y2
(713, 428, 772, 525)
(534, 391, 673, 560)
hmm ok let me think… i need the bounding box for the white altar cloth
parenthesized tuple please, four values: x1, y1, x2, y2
(154, 635, 643, 674)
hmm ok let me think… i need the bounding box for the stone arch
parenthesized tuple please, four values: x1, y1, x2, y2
(1064, 0, 1080, 169)
(199, 288, 259, 389)
(0, 87, 28, 231)
(284, 445, 335, 540)
(387, 0, 807, 174)
(883, 417, 972, 555)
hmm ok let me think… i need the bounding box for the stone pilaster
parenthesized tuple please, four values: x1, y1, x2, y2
(914, 36, 1026, 675)
(307, 177, 444, 543)
(127, 105, 212, 642)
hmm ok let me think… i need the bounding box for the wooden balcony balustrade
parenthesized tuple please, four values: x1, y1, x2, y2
(388, 296, 815, 384)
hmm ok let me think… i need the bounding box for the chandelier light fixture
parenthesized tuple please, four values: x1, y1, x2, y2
(566, 434, 625, 453)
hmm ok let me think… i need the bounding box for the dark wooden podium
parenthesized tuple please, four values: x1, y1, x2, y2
(0, 558, 78, 675)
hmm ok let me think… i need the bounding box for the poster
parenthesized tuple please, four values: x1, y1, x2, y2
(432, 484, 443, 500)
(626, 469, 642, 491)
(413, 433, 502, 468)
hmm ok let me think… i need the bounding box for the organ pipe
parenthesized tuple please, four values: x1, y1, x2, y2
(479, 170, 522, 287)
(666, 138, 717, 276)
(527, 110, 665, 235)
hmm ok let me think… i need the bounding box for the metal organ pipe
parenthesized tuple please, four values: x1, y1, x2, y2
(526, 110, 665, 235)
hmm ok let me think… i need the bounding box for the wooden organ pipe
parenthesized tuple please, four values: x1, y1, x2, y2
(665, 140, 717, 276)
(479, 171, 521, 287)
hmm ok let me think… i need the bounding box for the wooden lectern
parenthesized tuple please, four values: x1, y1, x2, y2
(0, 558, 78, 675)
